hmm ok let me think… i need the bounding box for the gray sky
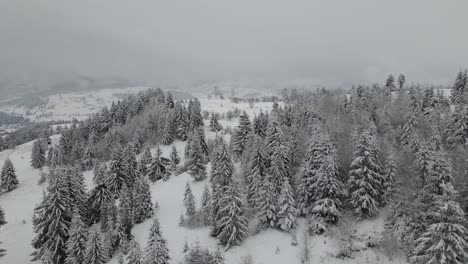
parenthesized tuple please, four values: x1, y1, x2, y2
(1, 0, 467, 86)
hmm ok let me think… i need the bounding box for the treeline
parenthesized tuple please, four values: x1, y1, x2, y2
(0, 111, 29, 125)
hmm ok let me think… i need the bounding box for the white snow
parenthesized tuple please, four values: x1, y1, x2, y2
(0, 97, 407, 264)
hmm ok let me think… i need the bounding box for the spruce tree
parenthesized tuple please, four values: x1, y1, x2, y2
(126, 239, 143, 264)
(93, 163, 108, 185)
(216, 182, 248, 250)
(140, 147, 153, 168)
(184, 182, 196, 217)
(209, 112, 222, 132)
(143, 217, 170, 264)
(118, 185, 135, 241)
(133, 177, 154, 224)
(410, 184, 468, 264)
(246, 144, 267, 209)
(450, 69, 468, 105)
(210, 140, 235, 237)
(201, 185, 212, 225)
(108, 147, 128, 195)
(162, 118, 175, 145)
(232, 112, 252, 159)
(446, 106, 468, 149)
(257, 173, 277, 229)
(84, 227, 108, 264)
(87, 184, 113, 224)
(0, 158, 18, 191)
(31, 171, 71, 263)
(382, 154, 397, 204)
(348, 131, 383, 218)
(187, 137, 207, 181)
(0, 205, 6, 228)
(400, 112, 419, 150)
(253, 111, 269, 138)
(169, 145, 180, 171)
(31, 139, 46, 168)
(276, 178, 297, 231)
(65, 210, 88, 264)
(311, 156, 345, 225)
(147, 147, 167, 182)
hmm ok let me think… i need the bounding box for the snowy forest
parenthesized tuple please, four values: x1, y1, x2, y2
(1, 70, 468, 264)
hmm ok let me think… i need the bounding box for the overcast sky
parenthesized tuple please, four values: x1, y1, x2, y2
(0, 0, 467, 86)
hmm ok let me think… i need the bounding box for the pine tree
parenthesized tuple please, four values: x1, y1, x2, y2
(201, 185, 212, 225)
(410, 184, 468, 264)
(246, 144, 267, 209)
(216, 182, 248, 250)
(169, 146, 180, 171)
(162, 117, 175, 145)
(269, 138, 291, 197)
(348, 131, 383, 218)
(276, 178, 297, 231)
(232, 112, 252, 159)
(0, 205, 6, 228)
(210, 140, 235, 237)
(108, 147, 128, 195)
(414, 145, 433, 188)
(65, 210, 88, 264)
(184, 182, 196, 217)
(133, 177, 154, 224)
(118, 185, 135, 241)
(147, 147, 167, 182)
(126, 239, 143, 264)
(187, 137, 207, 181)
(87, 184, 113, 224)
(140, 147, 153, 168)
(382, 154, 397, 204)
(451, 69, 467, 105)
(31, 170, 71, 263)
(311, 155, 345, 225)
(385, 74, 396, 95)
(253, 111, 269, 138)
(209, 112, 222, 132)
(93, 163, 108, 185)
(397, 74, 406, 90)
(143, 217, 170, 264)
(31, 139, 46, 168)
(257, 173, 277, 229)
(446, 106, 468, 149)
(84, 226, 108, 264)
(400, 112, 419, 150)
(0, 158, 18, 191)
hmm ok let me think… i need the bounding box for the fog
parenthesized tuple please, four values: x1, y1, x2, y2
(1, 0, 467, 86)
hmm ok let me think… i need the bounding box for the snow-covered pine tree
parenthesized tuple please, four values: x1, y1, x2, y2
(162, 117, 175, 145)
(269, 137, 291, 197)
(87, 184, 113, 224)
(147, 146, 167, 182)
(410, 184, 468, 264)
(169, 145, 180, 171)
(246, 141, 267, 209)
(188, 98, 203, 131)
(257, 173, 277, 229)
(187, 137, 207, 181)
(66, 166, 89, 223)
(311, 155, 345, 225)
(382, 154, 397, 205)
(31, 170, 71, 263)
(118, 185, 135, 241)
(414, 144, 433, 188)
(0, 158, 18, 191)
(450, 69, 468, 105)
(175, 102, 189, 141)
(82, 144, 95, 170)
(108, 147, 128, 195)
(400, 112, 419, 151)
(126, 239, 143, 264)
(140, 147, 153, 168)
(424, 151, 453, 197)
(0, 205, 6, 228)
(31, 139, 46, 168)
(209, 112, 222, 132)
(348, 131, 383, 218)
(201, 185, 212, 225)
(253, 111, 269, 138)
(93, 163, 108, 185)
(133, 177, 154, 224)
(277, 178, 297, 231)
(446, 106, 468, 149)
(265, 121, 281, 156)
(196, 127, 209, 158)
(184, 182, 196, 217)
(232, 111, 252, 159)
(216, 181, 248, 250)
(84, 226, 108, 264)
(65, 209, 88, 264)
(209, 140, 235, 237)
(143, 217, 170, 264)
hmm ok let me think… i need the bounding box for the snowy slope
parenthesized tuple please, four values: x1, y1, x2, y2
(0, 98, 407, 264)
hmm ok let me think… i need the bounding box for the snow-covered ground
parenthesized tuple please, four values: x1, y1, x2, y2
(0, 87, 151, 122)
(0, 97, 407, 264)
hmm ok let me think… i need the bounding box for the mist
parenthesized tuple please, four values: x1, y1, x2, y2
(1, 0, 467, 87)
